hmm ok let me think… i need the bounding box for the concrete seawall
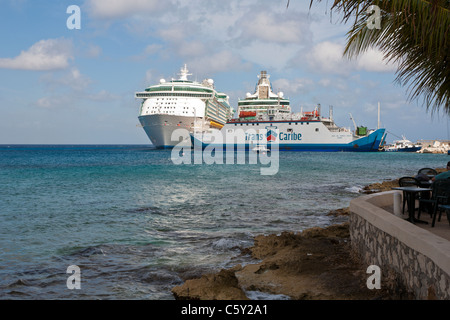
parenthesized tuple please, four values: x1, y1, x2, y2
(350, 190, 450, 299)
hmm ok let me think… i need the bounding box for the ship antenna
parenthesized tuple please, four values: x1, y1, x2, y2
(178, 64, 191, 81)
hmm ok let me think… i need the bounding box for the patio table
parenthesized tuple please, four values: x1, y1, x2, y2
(392, 187, 432, 224)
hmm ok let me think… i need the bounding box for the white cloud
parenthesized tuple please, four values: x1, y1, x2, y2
(36, 95, 72, 109)
(306, 41, 351, 75)
(157, 24, 190, 43)
(144, 44, 163, 55)
(187, 50, 251, 75)
(231, 10, 312, 45)
(40, 68, 91, 91)
(85, 44, 102, 58)
(145, 69, 153, 85)
(176, 41, 206, 58)
(356, 48, 397, 72)
(37, 68, 117, 109)
(36, 88, 119, 109)
(318, 78, 331, 87)
(86, 90, 120, 102)
(272, 78, 314, 95)
(83, 1, 317, 72)
(85, 0, 169, 19)
(239, 41, 301, 71)
(306, 41, 397, 75)
(0, 38, 73, 71)
(130, 44, 164, 62)
(66, 68, 87, 87)
(128, 44, 163, 62)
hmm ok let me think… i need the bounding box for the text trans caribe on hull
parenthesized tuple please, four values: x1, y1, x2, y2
(191, 71, 386, 152)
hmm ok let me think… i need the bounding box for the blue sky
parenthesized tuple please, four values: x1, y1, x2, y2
(0, 0, 448, 144)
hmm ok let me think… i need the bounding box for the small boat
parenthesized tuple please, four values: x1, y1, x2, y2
(252, 145, 269, 153)
(383, 136, 421, 152)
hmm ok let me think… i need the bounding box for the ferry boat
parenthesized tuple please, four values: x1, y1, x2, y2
(191, 71, 386, 152)
(383, 136, 422, 152)
(135, 65, 234, 149)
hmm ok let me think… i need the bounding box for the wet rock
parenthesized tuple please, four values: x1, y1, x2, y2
(172, 223, 393, 300)
(171, 265, 249, 300)
(362, 179, 399, 194)
(327, 207, 350, 216)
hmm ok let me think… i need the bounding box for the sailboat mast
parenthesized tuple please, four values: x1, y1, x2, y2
(378, 102, 381, 130)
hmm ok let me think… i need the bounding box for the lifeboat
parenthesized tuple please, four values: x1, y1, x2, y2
(209, 120, 224, 129)
(239, 111, 257, 118)
(304, 110, 319, 117)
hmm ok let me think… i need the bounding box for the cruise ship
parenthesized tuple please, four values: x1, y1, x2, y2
(136, 65, 234, 148)
(191, 71, 386, 152)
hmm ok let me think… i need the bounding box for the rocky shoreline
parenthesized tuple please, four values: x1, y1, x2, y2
(171, 170, 448, 300)
(172, 222, 391, 300)
(171, 178, 417, 300)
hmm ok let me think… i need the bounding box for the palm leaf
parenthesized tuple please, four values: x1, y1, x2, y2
(302, 0, 450, 114)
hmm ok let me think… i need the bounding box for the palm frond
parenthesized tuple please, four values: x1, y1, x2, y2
(306, 0, 450, 114)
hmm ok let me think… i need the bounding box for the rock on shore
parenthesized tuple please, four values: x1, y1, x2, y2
(172, 223, 393, 300)
(361, 179, 399, 194)
(172, 172, 448, 300)
(172, 266, 249, 300)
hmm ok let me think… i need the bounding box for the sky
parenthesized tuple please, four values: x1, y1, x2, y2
(0, 0, 448, 144)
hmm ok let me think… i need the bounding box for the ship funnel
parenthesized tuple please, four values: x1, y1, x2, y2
(257, 71, 270, 84)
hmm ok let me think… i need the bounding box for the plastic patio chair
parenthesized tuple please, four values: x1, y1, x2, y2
(418, 167, 438, 178)
(418, 179, 450, 227)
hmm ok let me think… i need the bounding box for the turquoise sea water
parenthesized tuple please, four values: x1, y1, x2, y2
(0, 145, 447, 299)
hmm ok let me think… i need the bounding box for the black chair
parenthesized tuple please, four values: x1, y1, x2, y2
(418, 168, 438, 179)
(398, 177, 420, 215)
(438, 205, 450, 226)
(418, 179, 450, 227)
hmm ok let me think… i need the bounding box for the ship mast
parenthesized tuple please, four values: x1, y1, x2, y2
(178, 64, 191, 81)
(377, 102, 381, 130)
(349, 113, 357, 133)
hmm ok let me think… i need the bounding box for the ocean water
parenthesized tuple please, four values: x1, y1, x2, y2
(0, 145, 447, 299)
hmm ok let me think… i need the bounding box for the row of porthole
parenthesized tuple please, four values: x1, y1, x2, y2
(145, 111, 194, 114)
(232, 122, 320, 132)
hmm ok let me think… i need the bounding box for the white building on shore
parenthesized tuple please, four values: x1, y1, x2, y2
(416, 140, 450, 153)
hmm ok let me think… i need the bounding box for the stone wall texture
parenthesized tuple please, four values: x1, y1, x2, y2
(349, 211, 450, 299)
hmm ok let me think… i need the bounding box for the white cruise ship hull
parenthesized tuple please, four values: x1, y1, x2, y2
(136, 65, 233, 149)
(191, 120, 386, 152)
(138, 114, 194, 149)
